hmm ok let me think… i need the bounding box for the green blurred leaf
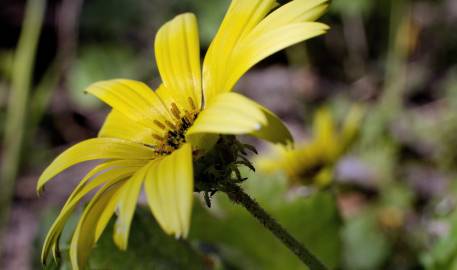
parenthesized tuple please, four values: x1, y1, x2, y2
(88, 209, 208, 270)
(190, 171, 341, 270)
(341, 212, 390, 270)
(330, 0, 374, 16)
(36, 207, 208, 270)
(0, 50, 14, 79)
(188, 0, 230, 46)
(421, 209, 457, 270)
(80, 0, 148, 40)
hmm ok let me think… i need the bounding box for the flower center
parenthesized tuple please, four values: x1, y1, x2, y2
(152, 98, 198, 155)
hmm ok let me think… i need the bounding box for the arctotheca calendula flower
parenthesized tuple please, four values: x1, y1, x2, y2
(258, 106, 364, 187)
(37, 0, 329, 268)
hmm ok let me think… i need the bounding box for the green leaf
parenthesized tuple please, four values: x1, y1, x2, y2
(421, 209, 457, 270)
(190, 171, 341, 270)
(39, 207, 208, 270)
(330, 0, 374, 16)
(87, 208, 208, 270)
(341, 212, 390, 270)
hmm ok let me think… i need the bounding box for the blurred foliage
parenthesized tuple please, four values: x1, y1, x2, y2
(330, 0, 374, 16)
(79, 0, 154, 41)
(87, 211, 207, 270)
(38, 208, 207, 270)
(341, 211, 389, 270)
(0, 50, 13, 79)
(68, 45, 141, 109)
(190, 170, 341, 270)
(421, 207, 457, 270)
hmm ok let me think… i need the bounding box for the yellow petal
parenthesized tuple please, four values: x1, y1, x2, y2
(287, 142, 322, 180)
(155, 84, 177, 111)
(313, 107, 338, 159)
(314, 107, 335, 143)
(70, 181, 125, 270)
(223, 22, 329, 91)
(186, 92, 267, 136)
(37, 138, 156, 192)
(67, 160, 146, 204)
(112, 162, 152, 250)
(143, 160, 170, 233)
(249, 0, 329, 37)
(99, 110, 156, 145)
(144, 143, 193, 238)
(155, 13, 202, 110)
(94, 186, 123, 242)
(341, 105, 364, 149)
(202, 0, 277, 102)
(85, 79, 172, 130)
(314, 166, 333, 187)
(41, 160, 144, 264)
(251, 105, 293, 146)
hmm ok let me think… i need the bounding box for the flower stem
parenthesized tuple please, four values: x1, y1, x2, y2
(221, 181, 328, 270)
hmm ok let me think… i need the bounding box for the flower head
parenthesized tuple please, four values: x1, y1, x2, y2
(38, 0, 329, 268)
(258, 105, 364, 187)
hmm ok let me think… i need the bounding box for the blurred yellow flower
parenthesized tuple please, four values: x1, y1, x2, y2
(258, 106, 364, 187)
(37, 0, 329, 268)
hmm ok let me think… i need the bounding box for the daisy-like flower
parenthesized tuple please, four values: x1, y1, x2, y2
(258, 106, 363, 187)
(38, 0, 329, 268)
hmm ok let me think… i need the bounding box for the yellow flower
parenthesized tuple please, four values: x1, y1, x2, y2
(259, 105, 363, 187)
(37, 0, 329, 268)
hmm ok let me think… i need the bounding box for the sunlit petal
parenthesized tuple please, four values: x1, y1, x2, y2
(94, 186, 123, 242)
(186, 92, 267, 136)
(112, 161, 154, 250)
(202, 0, 277, 102)
(41, 160, 144, 264)
(224, 22, 329, 92)
(86, 79, 172, 130)
(249, 0, 329, 37)
(70, 181, 125, 270)
(37, 138, 156, 192)
(144, 143, 193, 237)
(99, 110, 156, 145)
(155, 13, 202, 110)
(250, 105, 293, 146)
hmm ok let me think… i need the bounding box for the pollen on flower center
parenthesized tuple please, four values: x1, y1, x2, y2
(152, 98, 199, 155)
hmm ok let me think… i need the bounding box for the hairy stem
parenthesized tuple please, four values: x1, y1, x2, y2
(221, 181, 328, 270)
